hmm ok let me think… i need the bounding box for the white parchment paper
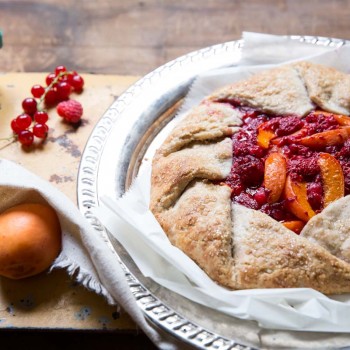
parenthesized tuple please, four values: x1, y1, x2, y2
(94, 33, 350, 333)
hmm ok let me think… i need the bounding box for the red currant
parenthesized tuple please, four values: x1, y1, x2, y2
(18, 130, 34, 146)
(46, 73, 56, 86)
(9, 66, 85, 150)
(33, 123, 48, 138)
(71, 74, 84, 92)
(56, 81, 72, 101)
(44, 89, 58, 106)
(34, 111, 49, 124)
(16, 113, 32, 130)
(10, 119, 21, 134)
(22, 98, 37, 115)
(31, 84, 45, 98)
(253, 187, 268, 207)
(55, 65, 67, 76)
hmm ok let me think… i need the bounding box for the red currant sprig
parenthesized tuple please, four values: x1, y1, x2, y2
(8, 65, 84, 147)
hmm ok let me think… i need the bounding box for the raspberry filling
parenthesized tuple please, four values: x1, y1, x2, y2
(223, 107, 350, 233)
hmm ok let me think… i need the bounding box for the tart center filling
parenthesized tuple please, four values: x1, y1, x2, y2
(224, 107, 350, 233)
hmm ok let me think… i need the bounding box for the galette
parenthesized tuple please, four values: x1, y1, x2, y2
(150, 61, 350, 294)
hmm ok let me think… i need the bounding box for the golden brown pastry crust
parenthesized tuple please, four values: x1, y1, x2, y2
(150, 62, 350, 294)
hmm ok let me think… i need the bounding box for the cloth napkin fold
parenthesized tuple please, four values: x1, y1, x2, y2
(0, 158, 178, 350)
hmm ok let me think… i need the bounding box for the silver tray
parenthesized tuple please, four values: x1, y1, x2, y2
(77, 36, 349, 349)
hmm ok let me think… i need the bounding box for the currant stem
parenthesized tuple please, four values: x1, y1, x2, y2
(0, 135, 15, 142)
(37, 71, 70, 110)
(0, 137, 16, 151)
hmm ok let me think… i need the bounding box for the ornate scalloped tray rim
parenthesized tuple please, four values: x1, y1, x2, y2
(77, 36, 348, 350)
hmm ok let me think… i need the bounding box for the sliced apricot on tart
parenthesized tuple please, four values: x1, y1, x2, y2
(284, 175, 316, 222)
(257, 122, 276, 149)
(299, 127, 350, 149)
(318, 153, 345, 207)
(333, 115, 350, 126)
(282, 220, 305, 234)
(263, 152, 287, 203)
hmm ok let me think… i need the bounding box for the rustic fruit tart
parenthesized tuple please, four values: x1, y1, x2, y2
(150, 61, 350, 294)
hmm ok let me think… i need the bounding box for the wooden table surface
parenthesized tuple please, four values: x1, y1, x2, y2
(1, 1, 350, 349)
(1, 0, 350, 76)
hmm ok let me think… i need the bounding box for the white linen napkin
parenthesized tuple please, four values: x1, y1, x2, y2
(0, 158, 178, 350)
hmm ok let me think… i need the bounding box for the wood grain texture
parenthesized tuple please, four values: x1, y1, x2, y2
(0, 0, 350, 75)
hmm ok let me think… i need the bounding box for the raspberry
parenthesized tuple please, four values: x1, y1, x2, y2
(232, 155, 264, 187)
(57, 100, 83, 123)
(307, 180, 323, 211)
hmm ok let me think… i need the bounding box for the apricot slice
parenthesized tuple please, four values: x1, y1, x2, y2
(263, 152, 287, 203)
(333, 115, 350, 126)
(282, 220, 305, 234)
(257, 123, 276, 149)
(312, 110, 333, 116)
(284, 175, 316, 222)
(299, 127, 350, 149)
(318, 153, 345, 207)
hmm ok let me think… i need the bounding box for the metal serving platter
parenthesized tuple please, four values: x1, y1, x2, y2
(77, 36, 348, 349)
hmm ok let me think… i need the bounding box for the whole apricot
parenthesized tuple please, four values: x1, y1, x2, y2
(0, 203, 62, 279)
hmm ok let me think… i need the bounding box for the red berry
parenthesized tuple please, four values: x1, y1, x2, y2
(46, 73, 56, 86)
(71, 74, 84, 92)
(56, 81, 72, 101)
(44, 89, 58, 106)
(31, 84, 45, 98)
(22, 98, 37, 115)
(55, 65, 67, 76)
(16, 113, 32, 130)
(18, 130, 34, 146)
(34, 111, 49, 124)
(57, 100, 83, 123)
(253, 187, 268, 207)
(10, 119, 21, 134)
(33, 123, 48, 138)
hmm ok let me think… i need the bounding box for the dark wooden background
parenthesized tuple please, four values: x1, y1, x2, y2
(1, 1, 350, 349)
(1, 0, 350, 75)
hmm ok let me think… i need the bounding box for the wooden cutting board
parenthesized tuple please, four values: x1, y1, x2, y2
(0, 73, 141, 330)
